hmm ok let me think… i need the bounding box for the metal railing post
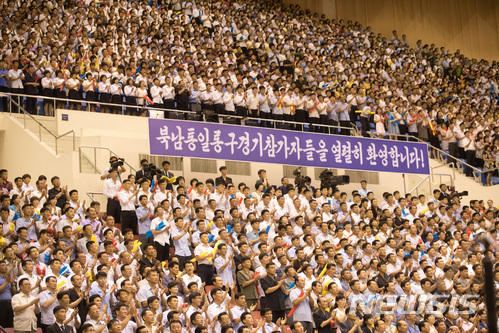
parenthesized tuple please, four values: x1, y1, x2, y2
(94, 148, 97, 174)
(79, 147, 82, 173)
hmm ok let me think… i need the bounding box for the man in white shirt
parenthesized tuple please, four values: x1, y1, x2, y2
(12, 277, 40, 332)
(103, 169, 122, 226)
(194, 233, 215, 284)
(181, 261, 202, 293)
(150, 78, 163, 106)
(8, 60, 24, 112)
(206, 288, 227, 333)
(118, 180, 139, 234)
(214, 243, 234, 285)
(210, 183, 229, 211)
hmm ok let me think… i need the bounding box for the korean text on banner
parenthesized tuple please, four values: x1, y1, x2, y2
(148, 119, 430, 175)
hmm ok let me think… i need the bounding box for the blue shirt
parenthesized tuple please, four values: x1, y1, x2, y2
(81, 219, 103, 242)
(171, 228, 191, 256)
(15, 217, 38, 241)
(39, 290, 59, 325)
(189, 89, 201, 103)
(136, 206, 152, 235)
(0, 274, 11, 300)
(89, 287, 112, 316)
(0, 69, 8, 87)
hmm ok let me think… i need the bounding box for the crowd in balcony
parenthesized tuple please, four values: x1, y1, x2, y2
(0, 0, 499, 177)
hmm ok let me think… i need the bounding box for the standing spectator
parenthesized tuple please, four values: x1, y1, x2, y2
(0, 60, 9, 112)
(260, 263, 286, 322)
(0, 260, 15, 328)
(463, 131, 476, 177)
(24, 65, 39, 114)
(39, 276, 61, 333)
(103, 169, 122, 226)
(0, 169, 13, 194)
(374, 108, 385, 138)
(236, 257, 259, 309)
(8, 60, 24, 113)
(214, 244, 234, 286)
(171, 217, 192, 270)
(215, 166, 232, 187)
(206, 288, 226, 333)
(118, 179, 139, 234)
(48, 176, 68, 209)
(387, 108, 401, 140)
(150, 207, 171, 262)
(12, 277, 40, 333)
(313, 297, 335, 333)
(194, 233, 215, 285)
(289, 276, 314, 333)
(136, 195, 153, 245)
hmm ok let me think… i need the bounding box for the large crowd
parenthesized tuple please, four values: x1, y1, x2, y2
(1, 0, 499, 180)
(0, 161, 498, 333)
(1, 0, 499, 331)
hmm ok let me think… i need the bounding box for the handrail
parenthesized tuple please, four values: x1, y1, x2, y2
(408, 175, 430, 195)
(216, 113, 359, 134)
(80, 150, 101, 174)
(86, 191, 104, 202)
(8, 97, 76, 155)
(2, 92, 359, 132)
(370, 130, 488, 180)
(409, 172, 454, 196)
(1, 92, 199, 117)
(430, 145, 484, 175)
(79, 145, 137, 174)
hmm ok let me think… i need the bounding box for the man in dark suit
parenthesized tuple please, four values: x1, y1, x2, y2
(47, 306, 75, 333)
(159, 160, 175, 190)
(135, 158, 150, 184)
(215, 166, 232, 186)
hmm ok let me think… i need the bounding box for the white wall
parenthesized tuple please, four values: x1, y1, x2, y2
(0, 115, 75, 188)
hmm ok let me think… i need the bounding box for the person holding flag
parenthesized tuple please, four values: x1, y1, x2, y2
(193, 232, 215, 285)
(307, 92, 320, 133)
(289, 276, 314, 333)
(149, 206, 171, 262)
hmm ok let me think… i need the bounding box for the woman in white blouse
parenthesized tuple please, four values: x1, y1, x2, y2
(41, 70, 54, 116)
(136, 81, 148, 108)
(52, 70, 66, 110)
(222, 83, 235, 123)
(317, 94, 328, 133)
(109, 77, 123, 114)
(98, 75, 110, 113)
(83, 73, 96, 112)
(66, 72, 81, 110)
(308, 92, 320, 132)
(124, 78, 137, 115)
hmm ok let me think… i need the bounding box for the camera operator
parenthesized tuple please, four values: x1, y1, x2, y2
(136, 159, 162, 185)
(136, 159, 152, 183)
(294, 168, 304, 187)
(438, 184, 450, 200)
(101, 156, 126, 181)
